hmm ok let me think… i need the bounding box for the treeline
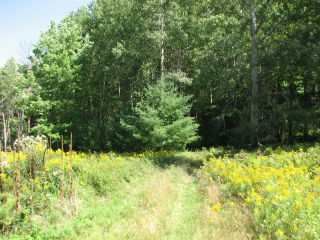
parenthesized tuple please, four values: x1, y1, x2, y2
(0, 0, 319, 151)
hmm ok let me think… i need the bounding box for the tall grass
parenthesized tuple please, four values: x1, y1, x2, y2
(1, 140, 318, 240)
(0, 141, 3, 193)
(201, 145, 320, 239)
(0, 138, 161, 238)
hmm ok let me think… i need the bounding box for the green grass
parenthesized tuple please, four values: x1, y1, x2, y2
(0, 150, 254, 240)
(201, 144, 320, 240)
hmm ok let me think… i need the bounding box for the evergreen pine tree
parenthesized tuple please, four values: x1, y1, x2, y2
(118, 77, 199, 151)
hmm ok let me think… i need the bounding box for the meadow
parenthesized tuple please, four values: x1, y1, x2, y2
(0, 138, 319, 239)
(201, 144, 320, 240)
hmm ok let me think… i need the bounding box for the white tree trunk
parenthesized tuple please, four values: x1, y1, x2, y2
(2, 112, 7, 151)
(160, 0, 165, 77)
(250, 0, 259, 147)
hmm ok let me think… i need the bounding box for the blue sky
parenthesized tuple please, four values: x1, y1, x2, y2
(0, 0, 92, 67)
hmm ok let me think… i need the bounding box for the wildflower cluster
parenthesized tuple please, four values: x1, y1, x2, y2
(203, 145, 320, 240)
(0, 144, 175, 198)
(1, 137, 183, 237)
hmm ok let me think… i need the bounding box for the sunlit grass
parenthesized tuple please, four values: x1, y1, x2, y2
(201, 144, 320, 239)
(1, 143, 318, 239)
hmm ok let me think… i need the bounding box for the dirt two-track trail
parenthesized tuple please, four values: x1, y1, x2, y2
(77, 165, 253, 240)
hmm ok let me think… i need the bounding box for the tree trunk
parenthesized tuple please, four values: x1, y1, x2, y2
(2, 112, 7, 151)
(281, 121, 285, 143)
(250, 0, 259, 147)
(288, 119, 293, 143)
(288, 83, 294, 143)
(303, 76, 308, 140)
(15, 130, 21, 211)
(7, 114, 11, 147)
(28, 117, 31, 136)
(160, 0, 165, 78)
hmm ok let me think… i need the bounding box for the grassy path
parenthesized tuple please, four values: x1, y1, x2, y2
(75, 165, 253, 240)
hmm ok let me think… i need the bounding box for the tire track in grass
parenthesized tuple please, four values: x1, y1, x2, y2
(77, 165, 253, 240)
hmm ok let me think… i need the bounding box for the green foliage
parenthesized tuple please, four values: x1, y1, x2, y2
(118, 77, 199, 151)
(31, 11, 91, 146)
(0, 58, 33, 147)
(1, 0, 320, 150)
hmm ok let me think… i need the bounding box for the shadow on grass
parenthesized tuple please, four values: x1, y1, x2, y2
(148, 153, 205, 175)
(146, 142, 320, 175)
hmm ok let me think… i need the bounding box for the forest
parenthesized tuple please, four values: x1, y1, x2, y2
(1, 1, 320, 239)
(1, 0, 319, 152)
